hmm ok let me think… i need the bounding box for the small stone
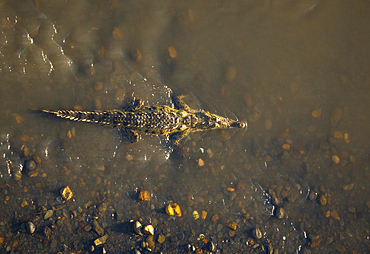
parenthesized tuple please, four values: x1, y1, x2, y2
(143, 225, 154, 235)
(275, 207, 286, 219)
(308, 191, 317, 201)
(331, 210, 340, 220)
(217, 224, 223, 232)
(207, 148, 213, 158)
(312, 109, 322, 118)
(157, 234, 165, 244)
(211, 214, 219, 222)
(198, 158, 204, 167)
(343, 183, 354, 191)
(332, 131, 344, 139)
(252, 228, 262, 239)
(133, 221, 143, 235)
(332, 155, 340, 164)
(348, 207, 356, 214)
(282, 144, 290, 150)
(192, 211, 200, 220)
(13, 170, 22, 181)
(60, 186, 73, 201)
(194, 196, 204, 203)
(25, 160, 37, 171)
(317, 194, 327, 206)
(94, 234, 108, 246)
(89, 245, 95, 252)
(98, 203, 108, 213)
(201, 211, 207, 220)
(84, 225, 92, 232)
(229, 230, 235, 237)
(165, 202, 181, 217)
(50, 238, 57, 249)
(208, 241, 216, 252)
(125, 154, 134, 161)
(44, 210, 53, 220)
(138, 190, 151, 201)
(43, 226, 51, 237)
(26, 221, 36, 234)
(227, 222, 237, 230)
(93, 220, 104, 236)
(265, 119, 272, 130)
(264, 155, 272, 162)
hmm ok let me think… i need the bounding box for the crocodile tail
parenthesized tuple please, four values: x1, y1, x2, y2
(40, 109, 107, 125)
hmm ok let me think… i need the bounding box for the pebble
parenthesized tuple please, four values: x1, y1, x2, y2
(94, 234, 108, 246)
(312, 109, 322, 118)
(201, 211, 207, 220)
(157, 234, 165, 244)
(138, 190, 151, 201)
(93, 220, 104, 236)
(26, 221, 36, 234)
(265, 119, 272, 130)
(198, 158, 204, 167)
(348, 207, 356, 214)
(275, 207, 286, 219)
(143, 225, 154, 235)
(227, 222, 237, 230)
(331, 210, 340, 220)
(217, 224, 223, 232)
(252, 228, 262, 239)
(332, 155, 340, 164)
(317, 194, 327, 206)
(43, 226, 51, 237)
(84, 225, 92, 232)
(192, 211, 200, 220)
(229, 230, 235, 237)
(134, 221, 143, 235)
(44, 210, 54, 220)
(208, 241, 216, 252)
(211, 214, 219, 222)
(25, 160, 37, 170)
(50, 238, 57, 249)
(332, 131, 344, 139)
(343, 183, 354, 191)
(98, 203, 108, 213)
(60, 186, 73, 201)
(308, 191, 317, 201)
(165, 203, 181, 217)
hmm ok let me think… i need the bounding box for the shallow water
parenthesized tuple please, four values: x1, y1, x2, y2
(0, 0, 370, 253)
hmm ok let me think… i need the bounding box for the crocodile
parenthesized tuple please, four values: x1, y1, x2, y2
(39, 95, 247, 147)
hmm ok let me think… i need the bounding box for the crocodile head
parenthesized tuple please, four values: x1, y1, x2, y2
(193, 111, 247, 130)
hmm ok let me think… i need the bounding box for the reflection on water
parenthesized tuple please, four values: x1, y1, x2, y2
(1, 0, 370, 253)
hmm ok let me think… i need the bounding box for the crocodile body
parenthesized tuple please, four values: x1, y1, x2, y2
(40, 96, 247, 146)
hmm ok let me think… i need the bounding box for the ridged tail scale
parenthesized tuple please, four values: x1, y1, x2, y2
(39, 109, 125, 127)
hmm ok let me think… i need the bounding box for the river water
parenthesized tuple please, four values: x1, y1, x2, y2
(0, 0, 369, 253)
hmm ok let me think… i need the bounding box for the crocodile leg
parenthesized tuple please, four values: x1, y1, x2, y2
(172, 95, 191, 111)
(119, 127, 140, 143)
(171, 129, 192, 146)
(126, 98, 143, 111)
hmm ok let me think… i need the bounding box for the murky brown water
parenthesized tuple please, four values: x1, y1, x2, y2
(1, 0, 370, 253)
